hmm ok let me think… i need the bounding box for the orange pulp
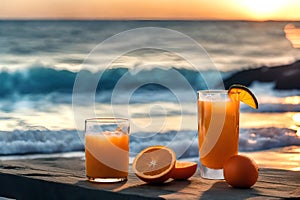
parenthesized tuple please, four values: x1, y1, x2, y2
(85, 133, 129, 179)
(198, 98, 239, 169)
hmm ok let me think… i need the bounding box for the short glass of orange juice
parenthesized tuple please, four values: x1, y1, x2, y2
(85, 118, 129, 183)
(197, 90, 239, 179)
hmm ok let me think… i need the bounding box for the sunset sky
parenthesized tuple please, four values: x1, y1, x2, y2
(0, 0, 300, 20)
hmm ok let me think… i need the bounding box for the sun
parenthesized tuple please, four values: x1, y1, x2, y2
(240, 0, 287, 20)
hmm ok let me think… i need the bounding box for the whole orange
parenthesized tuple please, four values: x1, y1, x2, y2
(223, 155, 258, 188)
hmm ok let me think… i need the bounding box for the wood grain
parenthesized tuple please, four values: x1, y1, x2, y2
(0, 157, 299, 199)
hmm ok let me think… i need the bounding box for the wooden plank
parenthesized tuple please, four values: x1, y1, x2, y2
(0, 157, 299, 199)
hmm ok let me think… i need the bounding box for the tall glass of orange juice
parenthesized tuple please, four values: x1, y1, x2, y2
(198, 90, 239, 179)
(85, 118, 129, 183)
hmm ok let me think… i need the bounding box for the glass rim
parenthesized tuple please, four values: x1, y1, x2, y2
(197, 90, 228, 94)
(85, 117, 129, 124)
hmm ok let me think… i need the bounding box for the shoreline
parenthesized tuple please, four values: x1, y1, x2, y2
(243, 146, 300, 171)
(1, 145, 299, 172)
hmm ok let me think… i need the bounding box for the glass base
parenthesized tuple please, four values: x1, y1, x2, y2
(200, 164, 224, 180)
(87, 177, 127, 183)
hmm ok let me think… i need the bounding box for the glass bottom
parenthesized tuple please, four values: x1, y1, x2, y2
(200, 164, 224, 180)
(87, 177, 127, 183)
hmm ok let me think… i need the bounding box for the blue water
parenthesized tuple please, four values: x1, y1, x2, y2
(0, 20, 300, 157)
(1, 20, 299, 72)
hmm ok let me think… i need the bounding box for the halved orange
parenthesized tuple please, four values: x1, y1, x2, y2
(132, 146, 176, 184)
(171, 161, 198, 180)
(228, 84, 258, 109)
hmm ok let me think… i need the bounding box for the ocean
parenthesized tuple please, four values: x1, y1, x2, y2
(0, 20, 300, 168)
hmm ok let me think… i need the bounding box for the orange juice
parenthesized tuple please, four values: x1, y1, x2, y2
(85, 133, 129, 179)
(84, 118, 129, 183)
(198, 91, 240, 170)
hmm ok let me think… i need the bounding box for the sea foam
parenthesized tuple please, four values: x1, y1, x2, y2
(0, 126, 299, 156)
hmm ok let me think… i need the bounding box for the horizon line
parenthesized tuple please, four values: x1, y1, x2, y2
(0, 18, 299, 22)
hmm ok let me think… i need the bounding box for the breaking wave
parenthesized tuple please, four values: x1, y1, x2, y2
(0, 127, 299, 156)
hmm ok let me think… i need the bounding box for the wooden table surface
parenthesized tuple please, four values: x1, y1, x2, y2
(0, 157, 299, 199)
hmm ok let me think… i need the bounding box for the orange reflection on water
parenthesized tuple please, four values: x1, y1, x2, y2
(292, 113, 300, 124)
(284, 23, 300, 48)
(284, 96, 300, 105)
(296, 129, 300, 138)
(292, 113, 300, 137)
(244, 146, 300, 171)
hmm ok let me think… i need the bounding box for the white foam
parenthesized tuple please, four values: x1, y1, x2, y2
(0, 126, 299, 157)
(239, 128, 300, 151)
(0, 128, 84, 155)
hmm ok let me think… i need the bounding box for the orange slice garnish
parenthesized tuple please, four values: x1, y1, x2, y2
(228, 84, 258, 109)
(171, 161, 198, 180)
(132, 146, 176, 184)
